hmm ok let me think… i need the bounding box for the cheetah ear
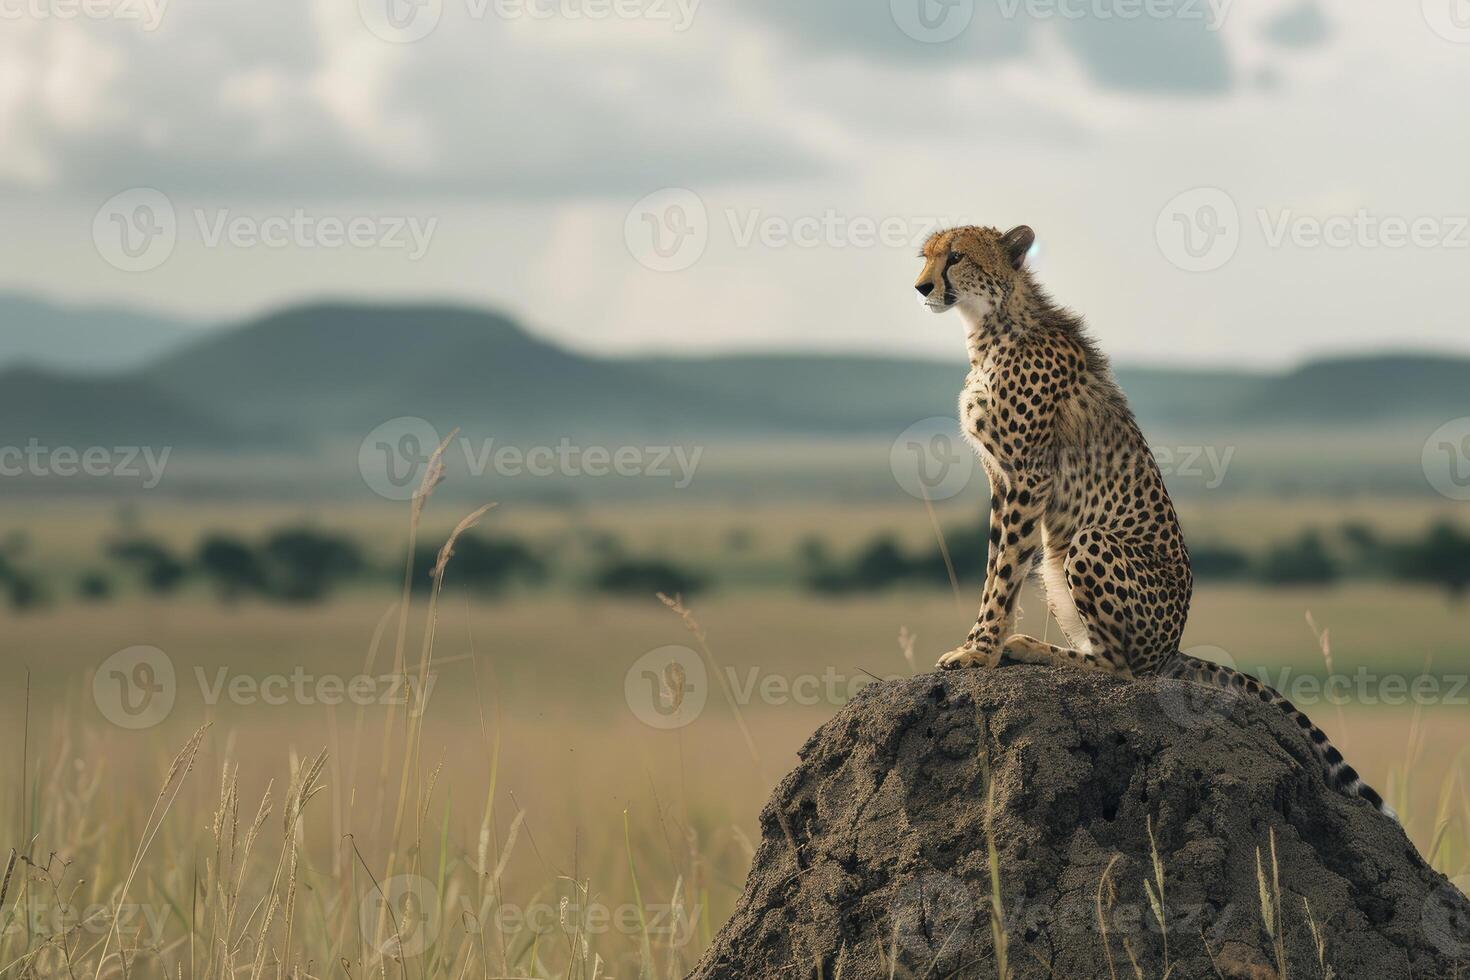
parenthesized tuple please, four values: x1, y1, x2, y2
(1000, 225, 1035, 270)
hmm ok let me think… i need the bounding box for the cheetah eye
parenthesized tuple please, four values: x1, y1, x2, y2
(946, 251, 963, 266)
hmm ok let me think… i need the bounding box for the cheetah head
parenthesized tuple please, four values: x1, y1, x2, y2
(914, 225, 1035, 318)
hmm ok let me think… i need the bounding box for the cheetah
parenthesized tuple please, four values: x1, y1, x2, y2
(913, 224, 1393, 817)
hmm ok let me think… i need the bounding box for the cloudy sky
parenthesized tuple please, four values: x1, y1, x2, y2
(2, 0, 1468, 366)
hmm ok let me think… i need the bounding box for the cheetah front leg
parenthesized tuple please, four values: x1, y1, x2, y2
(938, 470, 1050, 670)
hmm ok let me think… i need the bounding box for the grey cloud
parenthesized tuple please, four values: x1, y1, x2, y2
(739, 0, 1234, 95)
(1058, 15, 1232, 93)
(1260, 3, 1331, 48)
(1, 6, 825, 199)
(737, 0, 1028, 63)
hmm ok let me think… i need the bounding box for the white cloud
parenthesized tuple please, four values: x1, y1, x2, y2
(2, 0, 1468, 367)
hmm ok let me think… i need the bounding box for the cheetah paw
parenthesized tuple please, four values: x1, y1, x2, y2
(936, 645, 997, 670)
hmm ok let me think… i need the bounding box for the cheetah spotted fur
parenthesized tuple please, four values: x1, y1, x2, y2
(912, 224, 1393, 818)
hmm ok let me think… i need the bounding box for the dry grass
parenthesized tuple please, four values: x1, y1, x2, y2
(1, 493, 1467, 976)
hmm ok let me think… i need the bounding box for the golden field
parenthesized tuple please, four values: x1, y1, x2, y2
(0, 496, 1466, 977)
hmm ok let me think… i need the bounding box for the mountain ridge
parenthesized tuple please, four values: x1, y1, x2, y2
(3, 298, 1465, 449)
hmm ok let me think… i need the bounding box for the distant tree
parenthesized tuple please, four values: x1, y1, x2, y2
(108, 537, 188, 595)
(592, 557, 706, 598)
(1388, 521, 1470, 601)
(802, 534, 924, 593)
(262, 527, 364, 602)
(848, 536, 916, 591)
(796, 535, 830, 569)
(1256, 530, 1338, 585)
(2, 529, 30, 559)
(1190, 543, 1252, 580)
(8, 574, 44, 612)
(724, 527, 756, 553)
(576, 529, 624, 560)
(1339, 521, 1381, 554)
(76, 571, 113, 602)
(412, 533, 545, 595)
(197, 534, 266, 602)
(923, 521, 989, 583)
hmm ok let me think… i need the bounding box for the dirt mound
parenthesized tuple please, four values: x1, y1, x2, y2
(689, 667, 1470, 979)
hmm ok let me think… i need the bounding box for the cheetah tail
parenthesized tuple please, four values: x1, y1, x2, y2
(1164, 652, 1397, 822)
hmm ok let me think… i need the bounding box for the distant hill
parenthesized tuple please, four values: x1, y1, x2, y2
(0, 294, 201, 373)
(0, 366, 243, 447)
(0, 300, 1463, 454)
(634, 355, 1276, 432)
(628, 354, 964, 432)
(1247, 354, 1469, 424)
(141, 303, 794, 439)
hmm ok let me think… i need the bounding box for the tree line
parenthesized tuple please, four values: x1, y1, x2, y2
(0, 516, 1463, 612)
(800, 520, 1470, 600)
